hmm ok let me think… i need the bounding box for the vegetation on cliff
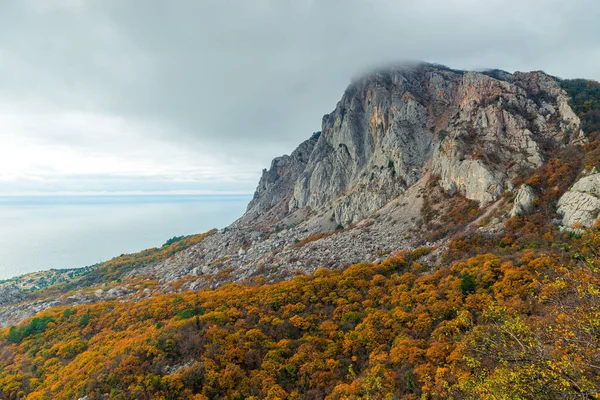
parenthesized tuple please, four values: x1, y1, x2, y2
(561, 78, 600, 135)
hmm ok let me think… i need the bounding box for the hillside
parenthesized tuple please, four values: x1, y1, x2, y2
(1, 62, 600, 399)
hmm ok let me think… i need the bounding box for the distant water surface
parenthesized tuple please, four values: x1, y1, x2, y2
(0, 194, 251, 280)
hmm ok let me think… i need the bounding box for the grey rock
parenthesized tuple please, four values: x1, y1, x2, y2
(557, 174, 600, 228)
(0, 285, 25, 306)
(289, 65, 441, 224)
(510, 184, 537, 216)
(246, 63, 583, 225)
(238, 132, 320, 228)
(432, 71, 583, 205)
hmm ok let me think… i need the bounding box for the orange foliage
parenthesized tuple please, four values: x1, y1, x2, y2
(1, 231, 599, 399)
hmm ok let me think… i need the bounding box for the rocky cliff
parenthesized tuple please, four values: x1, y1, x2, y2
(432, 71, 583, 205)
(237, 132, 320, 228)
(133, 62, 590, 287)
(246, 63, 584, 226)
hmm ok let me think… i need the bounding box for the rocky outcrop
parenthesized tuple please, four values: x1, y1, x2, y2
(510, 184, 537, 217)
(240, 63, 583, 226)
(238, 132, 320, 227)
(288, 65, 445, 224)
(0, 299, 61, 328)
(129, 63, 587, 290)
(557, 173, 600, 228)
(432, 71, 584, 205)
(128, 172, 429, 285)
(0, 285, 26, 307)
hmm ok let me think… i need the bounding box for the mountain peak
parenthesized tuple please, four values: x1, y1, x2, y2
(242, 64, 584, 230)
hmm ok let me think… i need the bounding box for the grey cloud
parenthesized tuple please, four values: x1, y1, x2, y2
(1, 0, 599, 184)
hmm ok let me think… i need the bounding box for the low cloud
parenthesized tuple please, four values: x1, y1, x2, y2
(1, 0, 598, 194)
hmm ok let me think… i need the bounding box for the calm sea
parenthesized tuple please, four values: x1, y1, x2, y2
(0, 194, 251, 280)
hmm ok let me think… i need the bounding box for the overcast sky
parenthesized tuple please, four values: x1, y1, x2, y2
(0, 0, 598, 195)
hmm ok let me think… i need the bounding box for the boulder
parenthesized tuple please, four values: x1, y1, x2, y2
(510, 184, 537, 216)
(557, 174, 600, 228)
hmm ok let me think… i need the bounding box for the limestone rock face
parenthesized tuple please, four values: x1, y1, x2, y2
(239, 132, 320, 227)
(288, 65, 456, 223)
(432, 71, 584, 205)
(243, 63, 584, 225)
(510, 184, 537, 217)
(557, 174, 600, 228)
